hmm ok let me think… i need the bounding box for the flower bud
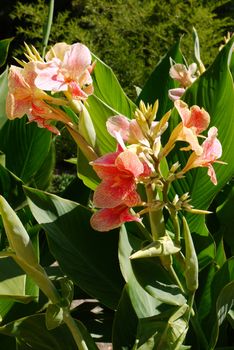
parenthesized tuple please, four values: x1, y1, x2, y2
(130, 235, 180, 259)
(0, 195, 38, 267)
(182, 216, 198, 291)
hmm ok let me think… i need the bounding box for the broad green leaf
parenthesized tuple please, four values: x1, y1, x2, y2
(119, 225, 186, 313)
(0, 257, 35, 304)
(0, 164, 25, 209)
(0, 67, 9, 129)
(199, 258, 234, 343)
(92, 53, 136, 119)
(0, 38, 13, 67)
(163, 37, 234, 270)
(197, 233, 227, 322)
(170, 37, 234, 234)
(86, 95, 117, 155)
(45, 304, 63, 330)
(136, 305, 189, 350)
(77, 148, 99, 191)
(112, 285, 138, 350)
(33, 141, 55, 190)
(84, 53, 137, 160)
(24, 186, 124, 309)
(137, 41, 183, 118)
(0, 117, 52, 184)
(210, 281, 234, 350)
(0, 314, 98, 350)
(216, 180, 234, 254)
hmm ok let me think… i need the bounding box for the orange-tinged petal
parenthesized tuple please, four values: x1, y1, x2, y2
(91, 152, 120, 179)
(90, 205, 141, 232)
(175, 100, 210, 134)
(93, 178, 140, 208)
(115, 150, 144, 177)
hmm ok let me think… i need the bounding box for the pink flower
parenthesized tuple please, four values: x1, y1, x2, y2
(168, 87, 185, 101)
(175, 100, 210, 134)
(181, 127, 223, 185)
(6, 63, 70, 134)
(106, 114, 149, 148)
(169, 63, 197, 88)
(162, 101, 210, 157)
(91, 149, 147, 208)
(34, 43, 94, 100)
(90, 205, 141, 232)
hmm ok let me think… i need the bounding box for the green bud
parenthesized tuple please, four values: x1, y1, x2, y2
(79, 104, 96, 149)
(182, 216, 199, 292)
(160, 304, 189, 349)
(46, 303, 63, 330)
(130, 235, 180, 259)
(0, 195, 38, 267)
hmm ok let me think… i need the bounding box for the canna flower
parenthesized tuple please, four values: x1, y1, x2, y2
(181, 127, 223, 185)
(168, 87, 185, 102)
(6, 63, 70, 134)
(91, 149, 148, 209)
(162, 100, 210, 157)
(106, 114, 149, 148)
(90, 205, 141, 232)
(169, 63, 197, 88)
(168, 63, 198, 101)
(34, 42, 94, 100)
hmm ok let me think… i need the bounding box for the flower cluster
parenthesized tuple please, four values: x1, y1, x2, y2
(6, 42, 94, 134)
(90, 100, 223, 231)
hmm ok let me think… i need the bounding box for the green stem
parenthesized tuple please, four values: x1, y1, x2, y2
(190, 307, 209, 350)
(145, 184, 165, 240)
(168, 263, 186, 294)
(171, 211, 180, 245)
(63, 309, 89, 350)
(66, 124, 98, 162)
(42, 0, 54, 58)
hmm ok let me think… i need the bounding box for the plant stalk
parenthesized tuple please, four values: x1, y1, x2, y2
(63, 309, 89, 350)
(145, 184, 165, 241)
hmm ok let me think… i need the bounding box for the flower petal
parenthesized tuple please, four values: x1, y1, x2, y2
(63, 43, 92, 78)
(90, 206, 140, 232)
(115, 150, 144, 177)
(93, 179, 140, 208)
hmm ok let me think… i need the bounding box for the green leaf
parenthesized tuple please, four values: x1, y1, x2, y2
(0, 257, 36, 303)
(84, 53, 137, 159)
(136, 305, 189, 350)
(77, 148, 99, 191)
(33, 141, 55, 190)
(86, 95, 117, 154)
(137, 41, 183, 118)
(24, 186, 124, 309)
(92, 53, 136, 119)
(0, 117, 52, 184)
(45, 304, 63, 330)
(0, 314, 84, 350)
(119, 225, 186, 312)
(0, 38, 13, 67)
(200, 258, 234, 344)
(0, 164, 25, 209)
(0, 67, 9, 129)
(210, 281, 234, 350)
(112, 285, 138, 350)
(172, 37, 234, 233)
(165, 37, 234, 270)
(216, 180, 234, 254)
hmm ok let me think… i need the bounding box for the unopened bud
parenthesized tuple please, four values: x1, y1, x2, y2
(180, 192, 190, 202)
(130, 235, 180, 259)
(170, 162, 181, 173)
